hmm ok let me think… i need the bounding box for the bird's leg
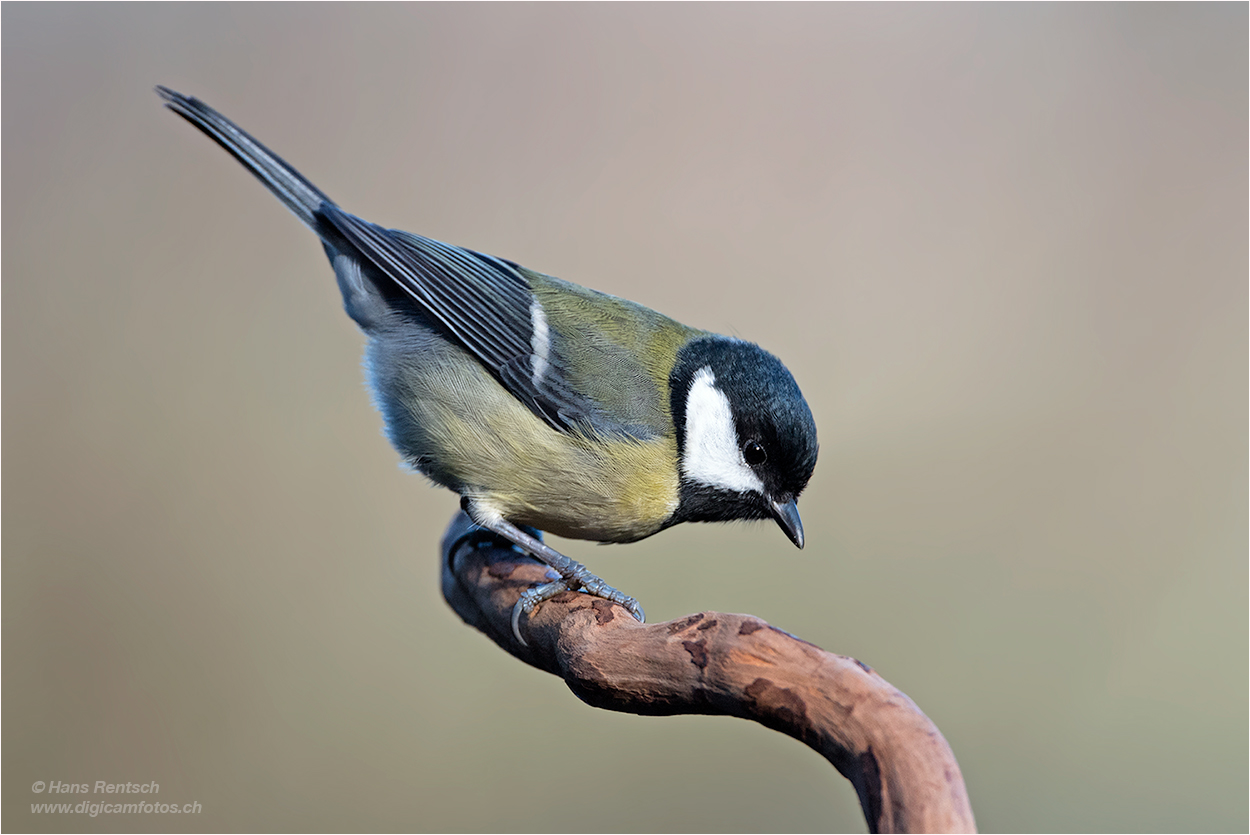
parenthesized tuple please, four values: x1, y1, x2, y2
(461, 500, 645, 644)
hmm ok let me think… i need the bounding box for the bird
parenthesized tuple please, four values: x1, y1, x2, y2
(156, 87, 818, 642)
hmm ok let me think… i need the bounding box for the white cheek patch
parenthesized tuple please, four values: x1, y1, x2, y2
(681, 367, 764, 494)
(529, 300, 550, 388)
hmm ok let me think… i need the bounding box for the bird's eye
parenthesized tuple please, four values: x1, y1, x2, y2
(743, 439, 767, 466)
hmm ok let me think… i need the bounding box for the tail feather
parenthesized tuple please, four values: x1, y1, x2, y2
(156, 86, 333, 230)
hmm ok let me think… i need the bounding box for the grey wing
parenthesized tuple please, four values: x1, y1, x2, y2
(156, 87, 625, 436)
(320, 205, 617, 435)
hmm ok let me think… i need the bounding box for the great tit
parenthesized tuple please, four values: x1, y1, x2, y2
(157, 87, 818, 641)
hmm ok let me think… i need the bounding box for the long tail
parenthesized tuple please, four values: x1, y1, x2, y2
(156, 86, 334, 231)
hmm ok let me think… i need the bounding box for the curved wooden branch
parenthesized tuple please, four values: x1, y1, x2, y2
(440, 512, 976, 834)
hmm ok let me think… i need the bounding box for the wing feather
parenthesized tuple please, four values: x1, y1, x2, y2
(321, 204, 615, 434)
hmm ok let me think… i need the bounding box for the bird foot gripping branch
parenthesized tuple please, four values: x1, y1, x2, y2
(455, 500, 644, 643)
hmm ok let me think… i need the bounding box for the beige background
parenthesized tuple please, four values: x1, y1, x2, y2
(4, 4, 1246, 832)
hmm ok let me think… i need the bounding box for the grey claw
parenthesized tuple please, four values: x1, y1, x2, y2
(511, 580, 570, 645)
(510, 599, 528, 646)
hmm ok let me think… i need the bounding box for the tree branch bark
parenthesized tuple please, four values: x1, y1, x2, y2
(440, 512, 976, 834)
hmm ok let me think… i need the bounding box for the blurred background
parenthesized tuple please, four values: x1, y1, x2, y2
(3, 4, 1245, 832)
